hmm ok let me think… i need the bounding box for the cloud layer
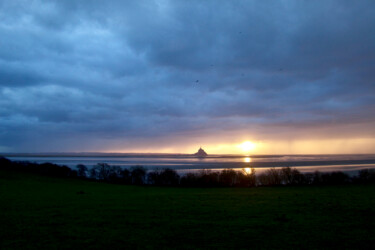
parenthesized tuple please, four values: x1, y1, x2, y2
(1, 0, 375, 153)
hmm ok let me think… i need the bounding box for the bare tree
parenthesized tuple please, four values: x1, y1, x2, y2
(76, 164, 88, 178)
(130, 166, 146, 185)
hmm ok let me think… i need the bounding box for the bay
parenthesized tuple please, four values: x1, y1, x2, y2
(5, 153, 375, 175)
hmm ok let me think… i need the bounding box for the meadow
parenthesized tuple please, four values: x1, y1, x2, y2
(1, 169, 375, 249)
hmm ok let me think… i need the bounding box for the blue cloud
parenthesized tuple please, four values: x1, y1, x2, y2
(0, 0, 374, 152)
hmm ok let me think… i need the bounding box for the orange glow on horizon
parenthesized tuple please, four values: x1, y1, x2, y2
(103, 138, 375, 155)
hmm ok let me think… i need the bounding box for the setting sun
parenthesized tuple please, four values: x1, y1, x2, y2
(238, 141, 256, 153)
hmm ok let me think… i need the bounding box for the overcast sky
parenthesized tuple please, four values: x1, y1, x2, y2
(1, 0, 375, 154)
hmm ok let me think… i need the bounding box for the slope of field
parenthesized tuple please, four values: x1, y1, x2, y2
(1, 170, 374, 249)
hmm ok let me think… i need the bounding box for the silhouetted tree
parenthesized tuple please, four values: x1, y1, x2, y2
(281, 167, 305, 185)
(238, 168, 256, 187)
(358, 169, 371, 182)
(108, 166, 122, 183)
(257, 172, 269, 186)
(37, 163, 72, 177)
(120, 168, 131, 184)
(290, 168, 306, 185)
(89, 167, 98, 179)
(321, 171, 350, 185)
(147, 170, 159, 185)
(248, 168, 257, 187)
(303, 173, 314, 185)
(281, 167, 293, 184)
(269, 168, 282, 185)
(257, 168, 282, 186)
(356, 169, 375, 184)
(312, 171, 323, 185)
(0, 157, 12, 169)
(180, 173, 199, 187)
(130, 166, 146, 185)
(4, 157, 374, 188)
(77, 164, 88, 178)
(219, 169, 237, 186)
(148, 168, 180, 186)
(160, 168, 180, 185)
(198, 170, 220, 187)
(96, 163, 112, 180)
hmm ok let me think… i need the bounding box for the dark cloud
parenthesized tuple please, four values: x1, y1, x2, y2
(0, 0, 374, 152)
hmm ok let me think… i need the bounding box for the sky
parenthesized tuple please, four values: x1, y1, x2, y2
(0, 0, 375, 154)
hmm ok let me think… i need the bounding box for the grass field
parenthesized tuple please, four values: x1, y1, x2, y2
(1, 170, 375, 249)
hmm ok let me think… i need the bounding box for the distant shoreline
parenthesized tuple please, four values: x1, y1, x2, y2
(2, 152, 375, 158)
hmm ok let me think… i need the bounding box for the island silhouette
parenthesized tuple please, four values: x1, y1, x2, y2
(194, 147, 208, 157)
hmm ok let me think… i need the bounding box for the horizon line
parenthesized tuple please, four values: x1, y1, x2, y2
(2, 152, 375, 156)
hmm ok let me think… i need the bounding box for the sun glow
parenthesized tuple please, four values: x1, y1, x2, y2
(244, 157, 251, 163)
(238, 141, 256, 153)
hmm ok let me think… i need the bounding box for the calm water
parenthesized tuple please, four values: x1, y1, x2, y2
(5, 154, 375, 175)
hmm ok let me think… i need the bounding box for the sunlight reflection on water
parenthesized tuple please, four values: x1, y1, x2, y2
(244, 167, 252, 174)
(244, 157, 251, 163)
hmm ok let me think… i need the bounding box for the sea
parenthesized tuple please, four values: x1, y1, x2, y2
(4, 153, 375, 175)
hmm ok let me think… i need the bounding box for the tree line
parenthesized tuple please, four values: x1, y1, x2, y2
(1, 156, 375, 187)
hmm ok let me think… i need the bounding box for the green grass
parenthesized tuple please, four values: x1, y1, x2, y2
(1, 170, 375, 249)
